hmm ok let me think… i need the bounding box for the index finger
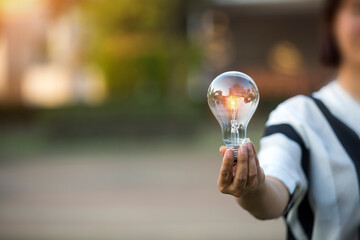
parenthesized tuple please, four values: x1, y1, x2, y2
(219, 146, 226, 157)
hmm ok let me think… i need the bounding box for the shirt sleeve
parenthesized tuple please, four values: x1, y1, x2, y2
(257, 95, 310, 213)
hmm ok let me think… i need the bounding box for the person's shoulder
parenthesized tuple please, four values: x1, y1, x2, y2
(267, 95, 314, 126)
(277, 95, 313, 113)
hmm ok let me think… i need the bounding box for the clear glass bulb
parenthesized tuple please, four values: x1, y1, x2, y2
(207, 71, 259, 158)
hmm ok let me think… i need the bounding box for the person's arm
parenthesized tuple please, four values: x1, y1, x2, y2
(218, 143, 289, 220)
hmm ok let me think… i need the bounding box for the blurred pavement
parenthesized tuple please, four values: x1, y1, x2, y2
(0, 130, 285, 240)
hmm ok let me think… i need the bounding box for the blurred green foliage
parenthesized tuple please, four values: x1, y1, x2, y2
(81, 0, 202, 107)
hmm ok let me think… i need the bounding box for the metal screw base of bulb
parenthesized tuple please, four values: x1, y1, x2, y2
(227, 138, 250, 163)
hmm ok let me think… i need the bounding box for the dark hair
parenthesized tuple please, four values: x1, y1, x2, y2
(320, 0, 342, 67)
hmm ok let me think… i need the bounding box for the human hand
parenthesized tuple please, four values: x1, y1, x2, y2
(217, 142, 265, 198)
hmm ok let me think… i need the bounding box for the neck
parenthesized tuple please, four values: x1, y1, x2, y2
(337, 62, 360, 102)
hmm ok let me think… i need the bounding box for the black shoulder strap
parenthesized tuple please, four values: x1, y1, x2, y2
(310, 96, 360, 240)
(310, 96, 360, 188)
(310, 96, 360, 163)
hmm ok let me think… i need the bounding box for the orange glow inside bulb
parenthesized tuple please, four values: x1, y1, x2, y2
(227, 95, 239, 110)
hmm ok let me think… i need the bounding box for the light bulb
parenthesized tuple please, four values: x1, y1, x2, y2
(207, 71, 259, 159)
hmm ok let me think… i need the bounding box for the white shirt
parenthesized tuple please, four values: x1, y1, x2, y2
(258, 81, 360, 240)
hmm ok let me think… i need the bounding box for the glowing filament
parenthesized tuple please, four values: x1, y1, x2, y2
(227, 96, 240, 120)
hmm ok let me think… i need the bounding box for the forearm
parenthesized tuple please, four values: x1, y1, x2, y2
(236, 176, 289, 220)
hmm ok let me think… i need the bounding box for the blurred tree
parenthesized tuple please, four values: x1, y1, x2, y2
(81, 0, 202, 108)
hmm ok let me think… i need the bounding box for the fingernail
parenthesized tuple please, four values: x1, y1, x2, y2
(225, 149, 234, 158)
(247, 143, 252, 152)
(240, 145, 247, 154)
(219, 146, 224, 152)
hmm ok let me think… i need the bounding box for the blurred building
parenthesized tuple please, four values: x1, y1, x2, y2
(0, 0, 106, 107)
(188, 0, 333, 100)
